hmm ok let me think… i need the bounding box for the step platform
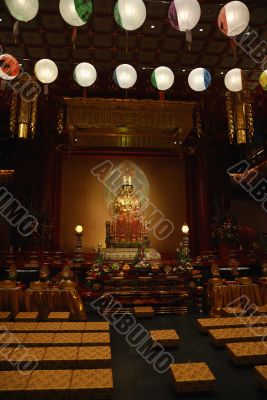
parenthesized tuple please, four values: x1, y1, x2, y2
(149, 329, 180, 348)
(226, 342, 267, 365)
(170, 362, 216, 393)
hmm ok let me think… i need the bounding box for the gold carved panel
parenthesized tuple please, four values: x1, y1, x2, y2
(64, 98, 195, 150)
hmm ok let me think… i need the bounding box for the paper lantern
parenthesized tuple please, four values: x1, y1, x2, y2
(34, 59, 58, 84)
(224, 68, 243, 92)
(0, 54, 20, 80)
(260, 70, 267, 91)
(218, 1, 250, 37)
(74, 63, 97, 87)
(5, 0, 39, 22)
(114, 0, 146, 31)
(168, 0, 201, 32)
(114, 64, 137, 89)
(188, 68, 211, 91)
(151, 67, 174, 91)
(59, 0, 93, 27)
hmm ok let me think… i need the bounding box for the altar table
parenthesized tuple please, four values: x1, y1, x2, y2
(0, 287, 23, 317)
(24, 288, 86, 321)
(208, 284, 263, 317)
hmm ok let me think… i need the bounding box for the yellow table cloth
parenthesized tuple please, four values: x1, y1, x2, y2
(208, 284, 263, 317)
(24, 288, 86, 321)
(0, 287, 23, 317)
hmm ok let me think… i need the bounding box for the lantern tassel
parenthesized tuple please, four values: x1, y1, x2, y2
(13, 21, 19, 44)
(230, 38, 237, 60)
(0, 79, 5, 91)
(44, 84, 49, 96)
(72, 28, 77, 50)
(83, 88, 87, 98)
(186, 29, 192, 49)
(125, 30, 128, 53)
(159, 91, 165, 101)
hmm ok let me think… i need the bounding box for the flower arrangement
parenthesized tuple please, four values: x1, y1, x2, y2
(211, 198, 240, 247)
(211, 216, 239, 245)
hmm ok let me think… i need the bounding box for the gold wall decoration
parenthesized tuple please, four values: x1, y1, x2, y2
(225, 90, 254, 145)
(64, 98, 195, 151)
(9, 75, 39, 140)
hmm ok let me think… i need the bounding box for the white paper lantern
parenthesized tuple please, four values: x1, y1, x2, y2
(5, 0, 39, 22)
(151, 67, 174, 91)
(59, 0, 93, 27)
(168, 0, 201, 32)
(188, 68, 211, 91)
(114, 0, 146, 31)
(218, 1, 250, 37)
(34, 59, 58, 84)
(114, 64, 137, 89)
(73, 63, 97, 87)
(0, 54, 20, 80)
(224, 68, 243, 92)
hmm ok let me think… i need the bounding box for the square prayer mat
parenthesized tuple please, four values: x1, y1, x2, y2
(23, 333, 55, 347)
(0, 370, 32, 399)
(15, 312, 39, 322)
(25, 369, 72, 400)
(221, 307, 244, 317)
(208, 327, 267, 347)
(42, 346, 78, 369)
(170, 362, 216, 393)
(226, 342, 267, 365)
(77, 346, 112, 368)
(149, 329, 180, 347)
(81, 332, 111, 346)
(0, 312, 11, 321)
(59, 322, 86, 332)
(52, 332, 83, 346)
(255, 365, 267, 391)
(35, 322, 62, 332)
(134, 306, 154, 318)
(47, 312, 70, 322)
(84, 322, 110, 332)
(10, 322, 38, 332)
(70, 368, 113, 400)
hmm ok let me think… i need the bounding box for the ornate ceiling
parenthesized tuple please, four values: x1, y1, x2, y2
(0, 0, 266, 101)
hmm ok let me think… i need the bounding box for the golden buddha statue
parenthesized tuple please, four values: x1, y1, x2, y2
(106, 174, 148, 247)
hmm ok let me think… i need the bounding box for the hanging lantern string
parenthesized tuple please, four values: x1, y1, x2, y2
(13, 21, 19, 44)
(125, 30, 128, 53)
(13, 57, 265, 73)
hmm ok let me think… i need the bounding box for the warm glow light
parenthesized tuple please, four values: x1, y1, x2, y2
(218, 1, 250, 37)
(151, 66, 174, 91)
(224, 68, 243, 92)
(113, 64, 137, 89)
(188, 67, 211, 91)
(114, 0, 146, 31)
(34, 59, 58, 84)
(5, 0, 39, 22)
(73, 62, 97, 87)
(59, 0, 93, 27)
(181, 223, 189, 234)
(75, 225, 83, 234)
(168, 0, 201, 32)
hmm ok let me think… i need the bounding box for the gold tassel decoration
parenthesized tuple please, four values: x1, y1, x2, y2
(225, 89, 254, 145)
(9, 92, 18, 138)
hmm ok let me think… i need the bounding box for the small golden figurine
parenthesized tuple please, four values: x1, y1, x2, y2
(40, 264, 50, 281)
(211, 262, 220, 278)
